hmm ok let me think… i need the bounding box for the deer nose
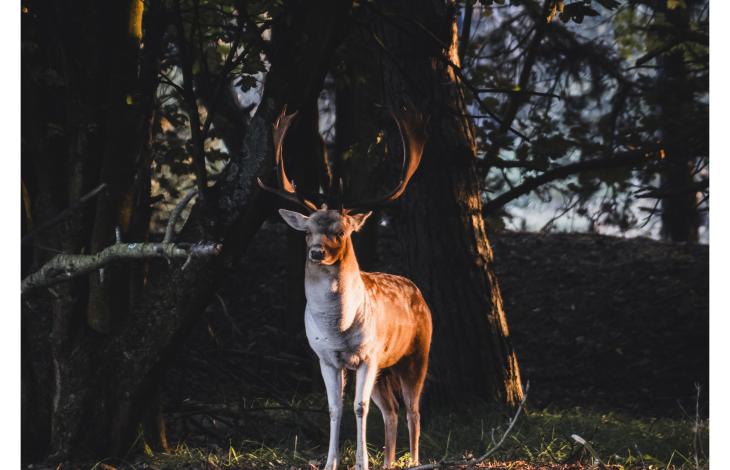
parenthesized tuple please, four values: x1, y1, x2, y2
(309, 247, 325, 261)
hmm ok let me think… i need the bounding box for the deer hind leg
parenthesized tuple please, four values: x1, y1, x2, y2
(371, 372, 399, 469)
(399, 358, 428, 466)
(354, 361, 379, 470)
(320, 360, 345, 470)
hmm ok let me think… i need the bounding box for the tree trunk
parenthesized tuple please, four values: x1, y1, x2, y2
(22, 0, 154, 459)
(370, 0, 524, 405)
(657, 4, 699, 243)
(21, 0, 350, 461)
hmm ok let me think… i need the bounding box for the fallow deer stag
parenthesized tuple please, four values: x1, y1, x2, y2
(258, 106, 432, 470)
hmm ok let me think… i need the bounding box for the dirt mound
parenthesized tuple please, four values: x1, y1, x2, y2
(490, 231, 708, 416)
(166, 222, 708, 419)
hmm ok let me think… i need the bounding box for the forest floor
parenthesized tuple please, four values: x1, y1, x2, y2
(51, 220, 709, 470)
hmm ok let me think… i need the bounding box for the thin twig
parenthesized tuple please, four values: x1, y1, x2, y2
(174, 0, 209, 196)
(407, 381, 530, 470)
(571, 434, 606, 469)
(213, 292, 244, 337)
(476, 87, 561, 99)
(22, 183, 107, 244)
(693, 383, 703, 470)
(200, 17, 246, 139)
(539, 194, 581, 233)
(164, 187, 199, 242)
(484, 148, 657, 213)
(159, 72, 185, 95)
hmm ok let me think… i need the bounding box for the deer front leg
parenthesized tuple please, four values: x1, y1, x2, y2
(320, 360, 344, 470)
(354, 361, 379, 470)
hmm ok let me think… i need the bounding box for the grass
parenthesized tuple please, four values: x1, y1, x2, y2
(136, 397, 708, 470)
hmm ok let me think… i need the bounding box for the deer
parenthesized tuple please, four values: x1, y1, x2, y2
(257, 106, 432, 470)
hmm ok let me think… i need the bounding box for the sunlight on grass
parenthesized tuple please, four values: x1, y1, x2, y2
(417, 405, 708, 469)
(144, 401, 707, 469)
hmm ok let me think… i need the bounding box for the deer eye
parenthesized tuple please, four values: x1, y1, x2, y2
(338, 231, 345, 238)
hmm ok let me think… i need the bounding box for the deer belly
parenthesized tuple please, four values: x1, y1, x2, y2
(304, 311, 369, 370)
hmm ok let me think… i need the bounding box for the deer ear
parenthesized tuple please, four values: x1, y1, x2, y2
(349, 211, 373, 232)
(279, 209, 309, 231)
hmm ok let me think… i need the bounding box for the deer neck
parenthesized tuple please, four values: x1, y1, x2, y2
(304, 237, 366, 327)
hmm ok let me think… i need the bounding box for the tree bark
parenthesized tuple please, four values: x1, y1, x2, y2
(22, 0, 145, 458)
(657, 3, 699, 243)
(368, 0, 524, 405)
(332, 28, 385, 270)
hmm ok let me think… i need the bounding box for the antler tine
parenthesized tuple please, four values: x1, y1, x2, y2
(257, 106, 318, 212)
(343, 106, 427, 211)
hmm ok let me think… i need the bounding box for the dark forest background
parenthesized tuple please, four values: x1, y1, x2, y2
(20, 0, 709, 468)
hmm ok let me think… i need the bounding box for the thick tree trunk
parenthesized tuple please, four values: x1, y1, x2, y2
(84, 0, 159, 334)
(370, 0, 524, 405)
(21, 0, 349, 462)
(22, 0, 147, 459)
(333, 33, 384, 271)
(657, 5, 699, 243)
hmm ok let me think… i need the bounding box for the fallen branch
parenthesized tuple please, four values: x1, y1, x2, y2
(407, 381, 530, 470)
(21, 241, 222, 293)
(571, 434, 606, 469)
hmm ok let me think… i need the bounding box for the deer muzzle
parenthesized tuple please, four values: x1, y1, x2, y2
(309, 245, 325, 262)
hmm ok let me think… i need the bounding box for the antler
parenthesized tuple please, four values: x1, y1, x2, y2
(258, 105, 426, 213)
(342, 106, 427, 211)
(257, 106, 318, 212)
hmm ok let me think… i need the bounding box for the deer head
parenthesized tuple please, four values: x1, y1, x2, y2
(257, 105, 427, 265)
(278, 208, 371, 265)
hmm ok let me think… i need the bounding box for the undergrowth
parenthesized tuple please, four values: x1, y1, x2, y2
(134, 398, 708, 470)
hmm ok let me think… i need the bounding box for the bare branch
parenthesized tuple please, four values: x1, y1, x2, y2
(164, 187, 199, 243)
(634, 178, 708, 199)
(478, 156, 547, 171)
(22, 184, 215, 293)
(476, 87, 562, 100)
(174, 0, 209, 196)
(21, 241, 222, 293)
(571, 434, 606, 468)
(22, 183, 107, 244)
(482, 1, 550, 164)
(407, 382, 530, 470)
(200, 17, 247, 139)
(158, 72, 185, 95)
(484, 148, 658, 214)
